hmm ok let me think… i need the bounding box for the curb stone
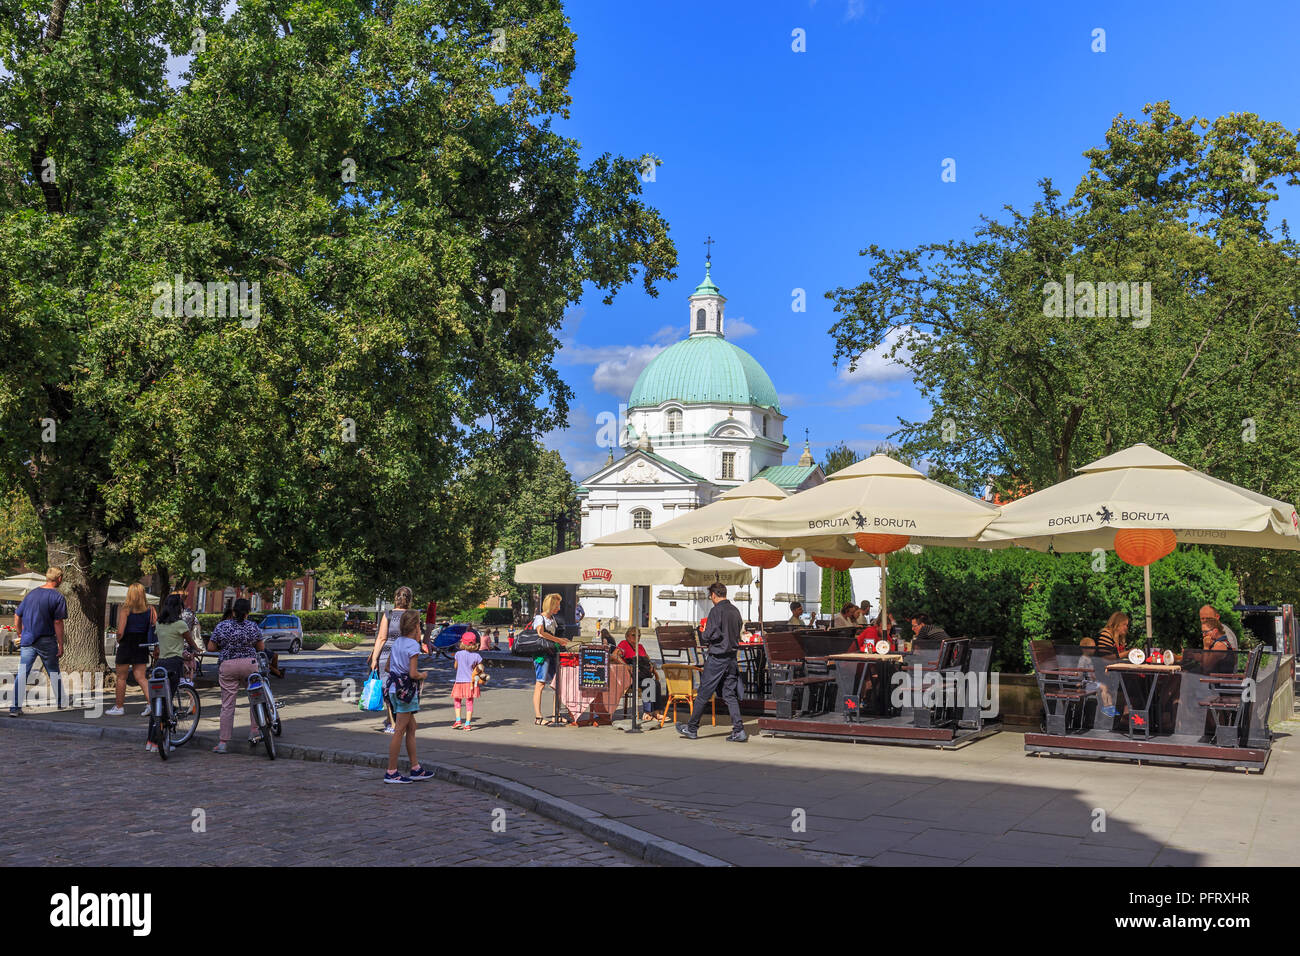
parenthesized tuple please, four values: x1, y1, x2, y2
(2, 715, 728, 867)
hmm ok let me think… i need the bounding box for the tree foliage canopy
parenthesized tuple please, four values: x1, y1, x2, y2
(0, 0, 675, 666)
(828, 103, 1300, 602)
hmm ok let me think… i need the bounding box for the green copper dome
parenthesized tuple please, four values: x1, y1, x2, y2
(628, 336, 781, 411)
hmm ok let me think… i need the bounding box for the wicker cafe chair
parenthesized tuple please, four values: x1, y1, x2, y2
(658, 663, 714, 727)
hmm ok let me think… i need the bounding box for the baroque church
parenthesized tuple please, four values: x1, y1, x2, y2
(575, 260, 878, 629)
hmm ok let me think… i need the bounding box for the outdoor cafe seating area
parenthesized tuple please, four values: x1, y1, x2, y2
(743, 623, 1000, 747)
(1024, 642, 1281, 771)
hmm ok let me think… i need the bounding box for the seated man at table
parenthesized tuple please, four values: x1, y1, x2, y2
(909, 613, 951, 644)
(832, 603, 857, 628)
(788, 602, 805, 626)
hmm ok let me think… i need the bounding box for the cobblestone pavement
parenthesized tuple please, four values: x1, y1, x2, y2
(0, 732, 641, 867)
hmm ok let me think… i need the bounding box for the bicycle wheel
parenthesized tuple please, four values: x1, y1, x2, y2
(171, 685, 201, 747)
(149, 717, 168, 761)
(256, 703, 275, 759)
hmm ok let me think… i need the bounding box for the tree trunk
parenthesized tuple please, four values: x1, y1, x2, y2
(47, 539, 110, 674)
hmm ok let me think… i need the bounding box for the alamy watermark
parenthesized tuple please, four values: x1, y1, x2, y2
(889, 667, 999, 717)
(1042, 273, 1151, 327)
(151, 275, 261, 327)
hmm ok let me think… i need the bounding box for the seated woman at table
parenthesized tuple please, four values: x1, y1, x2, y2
(1200, 619, 1237, 677)
(613, 626, 656, 719)
(1074, 637, 1120, 718)
(1095, 612, 1129, 658)
(854, 615, 883, 652)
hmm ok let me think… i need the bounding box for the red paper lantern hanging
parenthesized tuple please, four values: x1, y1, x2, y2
(812, 555, 854, 572)
(1113, 528, 1177, 567)
(737, 547, 783, 569)
(854, 533, 911, 555)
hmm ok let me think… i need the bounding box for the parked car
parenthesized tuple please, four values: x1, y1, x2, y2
(258, 613, 303, 653)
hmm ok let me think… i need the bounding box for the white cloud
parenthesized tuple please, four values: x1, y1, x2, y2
(845, 0, 866, 19)
(857, 422, 896, 433)
(825, 382, 895, 407)
(837, 325, 918, 384)
(725, 317, 757, 339)
(561, 342, 667, 397)
(651, 324, 679, 345)
(778, 392, 806, 408)
(544, 404, 613, 482)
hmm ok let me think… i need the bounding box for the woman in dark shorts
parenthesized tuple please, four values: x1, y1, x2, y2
(107, 583, 156, 716)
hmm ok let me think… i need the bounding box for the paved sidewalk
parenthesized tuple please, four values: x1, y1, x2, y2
(0, 731, 640, 867)
(6, 652, 1297, 866)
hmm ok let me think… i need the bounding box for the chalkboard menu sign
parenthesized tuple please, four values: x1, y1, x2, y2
(579, 646, 609, 689)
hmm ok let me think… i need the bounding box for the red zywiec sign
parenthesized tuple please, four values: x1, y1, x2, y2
(582, 568, 613, 581)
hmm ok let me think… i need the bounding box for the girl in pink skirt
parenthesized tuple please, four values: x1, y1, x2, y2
(451, 634, 483, 730)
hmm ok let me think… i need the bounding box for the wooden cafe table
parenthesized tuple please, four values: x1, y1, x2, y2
(1105, 662, 1182, 740)
(828, 652, 905, 718)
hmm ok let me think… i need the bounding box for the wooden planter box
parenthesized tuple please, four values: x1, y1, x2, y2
(996, 671, 1042, 728)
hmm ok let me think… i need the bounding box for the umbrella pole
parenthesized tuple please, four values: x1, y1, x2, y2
(880, 555, 887, 638)
(1144, 563, 1154, 642)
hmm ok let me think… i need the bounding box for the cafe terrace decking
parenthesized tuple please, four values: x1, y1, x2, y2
(748, 625, 1001, 747)
(1024, 643, 1282, 772)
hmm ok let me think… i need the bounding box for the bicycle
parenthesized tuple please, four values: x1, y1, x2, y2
(246, 651, 281, 759)
(145, 664, 202, 760)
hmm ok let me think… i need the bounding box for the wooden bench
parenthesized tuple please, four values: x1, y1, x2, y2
(1031, 639, 1094, 735)
(765, 630, 836, 717)
(1198, 646, 1262, 747)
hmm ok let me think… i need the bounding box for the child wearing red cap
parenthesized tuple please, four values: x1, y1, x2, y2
(452, 633, 483, 730)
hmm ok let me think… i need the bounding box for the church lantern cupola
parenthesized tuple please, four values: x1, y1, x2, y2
(688, 256, 725, 338)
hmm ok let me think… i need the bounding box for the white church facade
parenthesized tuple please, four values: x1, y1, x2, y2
(575, 261, 881, 629)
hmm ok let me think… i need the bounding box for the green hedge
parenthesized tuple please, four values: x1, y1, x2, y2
(448, 607, 513, 625)
(885, 546, 1241, 672)
(196, 609, 345, 632)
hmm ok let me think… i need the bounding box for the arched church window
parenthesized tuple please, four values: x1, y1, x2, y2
(631, 508, 652, 530)
(666, 409, 682, 434)
(696, 308, 706, 331)
(762, 415, 768, 437)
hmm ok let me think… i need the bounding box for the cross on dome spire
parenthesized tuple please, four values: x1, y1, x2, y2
(689, 238, 724, 337)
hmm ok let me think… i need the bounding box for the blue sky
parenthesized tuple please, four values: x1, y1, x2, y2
(548, 0, 1300, 480)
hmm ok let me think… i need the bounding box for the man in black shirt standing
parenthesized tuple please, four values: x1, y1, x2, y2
(678, 582, 747, 742)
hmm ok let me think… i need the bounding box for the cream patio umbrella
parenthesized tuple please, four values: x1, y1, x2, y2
(106, 581, 161, 605)
(513, 528, 751, 733)
(0, 573, 160, 605)
(0, 571, 46, 601)
(732, 454, 1002, 628)
(513, 529, 752, 588)
(978, 443, 1300, 639)
(650, 478, 878, 624)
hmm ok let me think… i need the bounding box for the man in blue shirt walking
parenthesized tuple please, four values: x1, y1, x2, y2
(10, 567, 68, 715)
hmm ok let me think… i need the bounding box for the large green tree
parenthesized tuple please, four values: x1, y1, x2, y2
(828, 102, 1300, 601)
(0, 0, 674, 671)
